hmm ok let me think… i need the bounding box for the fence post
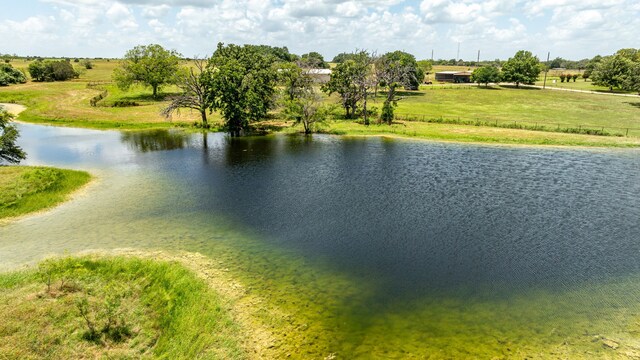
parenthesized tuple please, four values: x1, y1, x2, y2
(626, 128, 629, 136)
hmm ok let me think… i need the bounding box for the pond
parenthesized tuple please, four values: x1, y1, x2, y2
(2, 123, 640, 358)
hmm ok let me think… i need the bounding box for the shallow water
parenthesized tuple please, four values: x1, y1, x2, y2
(2, 124, 640, 358)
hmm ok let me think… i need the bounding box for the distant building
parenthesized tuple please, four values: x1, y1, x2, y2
(435, 71, 472, 83)
(304, 69, 332, 83)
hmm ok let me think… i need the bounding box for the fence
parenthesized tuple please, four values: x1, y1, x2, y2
(393, 113, 640, 138)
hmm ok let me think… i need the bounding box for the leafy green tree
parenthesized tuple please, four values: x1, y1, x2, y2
(82, 59, 94, 70)
(501, 50, 542, 87)
(282, 88, 327, 134)
(0, 107, 26, 164)
(583, 55, 602, 79)
(322, 58, 363, 119)
(0, 63, 27, 86)
(162, 58, 211, 127)
(616, 48, 640, 62)
(278, 62, 313, 102)
(113, 44, 182, 98)
(623, 62, 640, 95)
(300, 52, 329, 69)
(28, 60, 78, 82)
(548, 57, 566, 69)
(416, 60, 433, 79)
(591, 54, 632, 91)
(245, 45, 296, 63)
(378, 51, 423, 90)
(332, 52, 357, 63)
(204, 43, 278, 137)
(27, 60, 48, 81)
(471, 66, 501, 87)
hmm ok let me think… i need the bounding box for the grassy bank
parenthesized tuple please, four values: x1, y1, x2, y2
(0, 166, 91, 220)
(0, 256, 244, 359)
(281, 120, 640, 147)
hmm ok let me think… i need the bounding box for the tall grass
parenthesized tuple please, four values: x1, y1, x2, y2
(0, 256, 245, 359)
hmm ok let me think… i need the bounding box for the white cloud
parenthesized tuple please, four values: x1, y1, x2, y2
(141, 4, 171, 18)
(106, 3, 138, 30)
(1, 0, 637, 60)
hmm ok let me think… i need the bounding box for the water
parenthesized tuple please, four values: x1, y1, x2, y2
(2, 123, 640, 358)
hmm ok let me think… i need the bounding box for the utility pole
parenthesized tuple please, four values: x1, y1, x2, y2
(477, 50, 480, 66)
(431, 49, 434, 61)
(543, 51, 550, 89)
(457, 42, 460, 60)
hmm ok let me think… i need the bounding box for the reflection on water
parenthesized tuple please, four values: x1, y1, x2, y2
(2, 123, 640, 358)
(120, 129, 189, 153)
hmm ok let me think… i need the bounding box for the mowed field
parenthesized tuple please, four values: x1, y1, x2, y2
(1, 59, 639, 146)
(0, 59, 208, 129)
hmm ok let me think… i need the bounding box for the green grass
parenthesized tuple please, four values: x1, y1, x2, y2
(0, 59, 215, 130)
(388, 86, 640, 137)
(0, 166, 91, 219)
(0, 256, 244, 359)
(293, 119, 640, 147)
(2, 60, 640, 146)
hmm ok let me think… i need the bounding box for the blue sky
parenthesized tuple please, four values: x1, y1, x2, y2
(1, 0, 638, 60)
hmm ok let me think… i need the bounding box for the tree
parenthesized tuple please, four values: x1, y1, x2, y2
(322, 58, 363, 119)
(471, 66, 501, 87)
(28, 60, 78, 82)
(548, 57, 565, 69)
(332, 52, 357, 63)
(616, 48, 640, 62)
(82, 59, 94, 70)
(376, 51, 419, 124)
(501, 50, 542, 87)
(623, 62, 640, 95)
(351, 51, 376, 126)
(282, 88, 327, 134)
(245, 45, 296, 63)
(162, 58, 211, 127)
(113, 44, 182, 98)
(278, 62, 313, 102)
(300, 52, 329, 69)
(0, 106, 26, 164)
(0, 63, 27, 86)
(583, 55, 602, 80)
(416, 60, 433, 80)
(378, 51, 423, 90)
(204, 43, 278, 137)
(591, 54, 632, 91)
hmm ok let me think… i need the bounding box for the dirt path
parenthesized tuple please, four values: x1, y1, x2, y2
(0, 103, 27, 115)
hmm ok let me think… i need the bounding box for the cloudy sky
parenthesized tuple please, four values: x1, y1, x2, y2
(1, 0, 638, 61)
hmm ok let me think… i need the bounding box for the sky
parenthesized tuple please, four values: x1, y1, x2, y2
(1, 0, 638, 61)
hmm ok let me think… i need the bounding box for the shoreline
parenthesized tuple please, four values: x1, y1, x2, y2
(4, 102, 639, 149)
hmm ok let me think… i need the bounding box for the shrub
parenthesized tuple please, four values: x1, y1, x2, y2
(559, 74, 566, 83)
(111, 100, 139, 107)
(0, 63, 27, 86)
(28, 60, 79, 82)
